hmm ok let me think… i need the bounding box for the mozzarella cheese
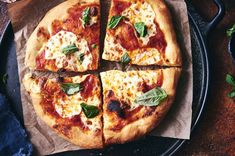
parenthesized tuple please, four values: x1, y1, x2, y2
(103, 35, 126, 61)
(101, 70, 162, 110)
(122, 1, 156, 45)
(40, 30, 92, 71)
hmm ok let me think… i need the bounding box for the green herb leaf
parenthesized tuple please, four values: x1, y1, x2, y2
(227, 90, 235, 98)
(78, 53, 85, 64)
(121, 52, 131, 64)
(134, 87, 167, 106)
(134, 22, 147, 37)
(61, 83, 83, 95)
(226, 24, 235, 37)
(226, 74, 235, 87)
(2, 73, 8, 84)
(61, 44, 78, 55)
(80, 103, 99, 118)
(82, 7, 90, 27)
(108, 15, 124, 29)
(91, 44, 97, 49)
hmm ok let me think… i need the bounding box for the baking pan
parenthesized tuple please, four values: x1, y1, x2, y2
(0, 0, 224, 155)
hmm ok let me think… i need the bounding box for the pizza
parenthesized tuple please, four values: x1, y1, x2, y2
(22, 0, 184, 150)
(25, 0, 100, 72)
(100, 68, 181, 144)
(103, 0, 182, 66)
(23, 73, 103, 148)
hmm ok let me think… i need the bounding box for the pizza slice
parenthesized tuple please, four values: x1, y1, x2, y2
(25, 0, 100, 72)
(23, 73, 103, 148)
(103, 0, 181, 66)
(100, 68, 181, 144)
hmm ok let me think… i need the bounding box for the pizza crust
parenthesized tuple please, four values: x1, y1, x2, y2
(147, 0, 182, 66)
(101, 68, 181, 145)
(23, 73, 103, 148)
(25, 0, 99, 72)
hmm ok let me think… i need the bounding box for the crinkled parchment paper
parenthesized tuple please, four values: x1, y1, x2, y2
(7, 0, 192, 155)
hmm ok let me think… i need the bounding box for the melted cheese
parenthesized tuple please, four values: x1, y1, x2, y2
(122, 1, 156, 45)
(101, 70, 162, 110)
(40, 30, 92, 71)
(103, 35, 126, 61)
(131, 48, 162, 65)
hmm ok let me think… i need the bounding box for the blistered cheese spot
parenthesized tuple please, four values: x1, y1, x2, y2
(40, 30, 92, 71)
(101, 70, 161, 110)
(122, 1, 156, 45)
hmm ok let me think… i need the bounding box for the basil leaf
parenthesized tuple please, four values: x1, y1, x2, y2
(91, 44, 97, 49)
(134, 87, 167, 106)
(226, 74, 235, 87)
(82, 7, 90, 27)
(78, 53, 85, 64)
(61, 83, 83, 95)
(2, 73, 8, 84)
(134, 22, 147, 37)
(108, 15, 124, 29)
(80, 103, 99, 118)
(61, 44, 78, 55)
(226, 24, 235, 37)
(227, 90, 235, 98)
(121, 53, 131, 64)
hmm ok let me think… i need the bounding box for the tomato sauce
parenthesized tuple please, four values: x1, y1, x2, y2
(112, 0, 131, 15)
(80, 75, 95, 99)
(35, 51, 46, 70)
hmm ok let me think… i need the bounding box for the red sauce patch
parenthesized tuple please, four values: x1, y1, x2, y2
(80, 75, 95, 99)
(146, 23, 167, 52)
(36, 51, 46, 70)
(69, 115, 89, 130)
(115, 22, 139, 51)
(112, 0, 131, 15)
(37, 27, 50, 40)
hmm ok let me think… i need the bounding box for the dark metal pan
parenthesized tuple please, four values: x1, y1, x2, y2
(0, 0, 225, 155)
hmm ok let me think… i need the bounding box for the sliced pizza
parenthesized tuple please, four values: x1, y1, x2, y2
(103, 0, 181, 66)
(25, 0, 100, 72)
(100, 68, 181, 144)
(23, 73, 103, 148)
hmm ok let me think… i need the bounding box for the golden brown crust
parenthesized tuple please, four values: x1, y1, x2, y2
(147, 0, 182, 66)
(102, 0, 182, 66)
(22, 73, 103, 148)
(101, 68, 181, 145)
(25, 0, 100, 72)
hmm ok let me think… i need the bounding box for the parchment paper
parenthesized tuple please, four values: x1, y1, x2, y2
(7, 0, 192, 155)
